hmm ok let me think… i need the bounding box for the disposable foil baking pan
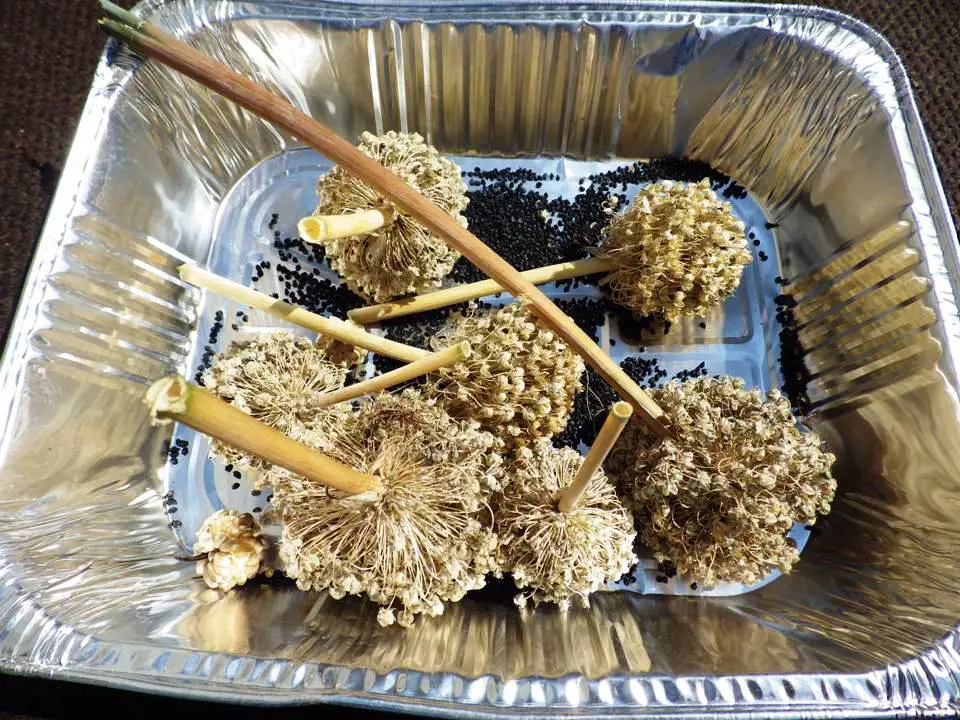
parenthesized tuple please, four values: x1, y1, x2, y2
(3, 0, 960, 716)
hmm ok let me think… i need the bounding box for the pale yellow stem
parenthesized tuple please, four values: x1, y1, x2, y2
(316, 341, 471, 407)
(179, 264, 428, 363)
(556, 402, 633, 513)
(146, 376, 380, 495)
(298, 208, 394, 243)
(348, 257, 614, 324)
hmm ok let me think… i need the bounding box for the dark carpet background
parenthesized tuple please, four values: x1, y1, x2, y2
(0, 0, 958, 717)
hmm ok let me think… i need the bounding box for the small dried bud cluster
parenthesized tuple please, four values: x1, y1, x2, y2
(606, 377, 836, 587)
(315, 320, 368, 369)
(315, 131, 468, 301)
(202, 332, 351, 469)
(274, 391, 503, 627)
(195, 510, 271, 591)
(426, 303, 585, 449)
(597, 179, 751, 319)
(496, 440, 637, 609)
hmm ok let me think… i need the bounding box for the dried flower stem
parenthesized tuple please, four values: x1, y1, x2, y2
(146, 375, 380, 494)
(99, 14, 670, 437)
(316, 341, 472, 407)
(497, 439, 636, 609)
(348, 257, 613, 324)
(298, 208, 394, 244)
(557, 402, 632, 512)
(99, 0, 143, 29)
(178, 264, 428, 363)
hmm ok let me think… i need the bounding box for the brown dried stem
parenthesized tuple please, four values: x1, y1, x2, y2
(97, 14, 670, 437)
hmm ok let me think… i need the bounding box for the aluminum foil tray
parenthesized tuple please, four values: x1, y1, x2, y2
(3, 0, 960, 716)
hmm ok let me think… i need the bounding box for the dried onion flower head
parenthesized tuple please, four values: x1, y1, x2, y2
(202, 331, 351, 470)
(314, 131, 468, 301)
(195, 510, 272, 591)
(275, 390, 503, 627)
(605, 376, 837, 587)
(496, 440, 637, 610)
(425, 302, 585, 449)
(315, 319, 368, 369)
(596, 179, 751, 320)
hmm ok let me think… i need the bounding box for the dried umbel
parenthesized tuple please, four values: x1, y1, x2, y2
(274, 390, 503, 627)
(195, 510, 271, 591)
(596, 179, 751, 320)
(606, 376, 837, 587)
(313, 131, 468, 301)
(426, 303, 585, 449)
(202, 331, 351, 469)
(315, 319, 369, 369)
(496, 441, 636, 609)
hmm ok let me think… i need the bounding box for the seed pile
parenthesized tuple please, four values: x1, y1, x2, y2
(253, 233, 366, 318)
(452, 158, 738, 283)
(553, 297, 605, 342)
(194, 308, 226, 385)
(495, 440, 636, 609)
(165, 437, 190, 466)
(605, 376, 836, 587)
(775, 293, 813, 414)
(162, 491, 180, 530)
(452, 169, 578, 282)
(313, 131, 468, 301)
(273, 391, 503, 627)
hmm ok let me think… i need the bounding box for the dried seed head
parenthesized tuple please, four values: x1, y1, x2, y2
(202, 331, 351, 470)
(195, 510, 272, 591)
(597, 179, 751, 319)
(425, 302, 585, 449)
(314, 131, 468, 301)
(273, 390, 504, 627)
(496, 440, 636, 610)
(605, 377, 836, 587)
(315, 320, 369, 369)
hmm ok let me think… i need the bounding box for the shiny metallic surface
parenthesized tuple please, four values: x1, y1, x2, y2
(1, 0, 959, 715)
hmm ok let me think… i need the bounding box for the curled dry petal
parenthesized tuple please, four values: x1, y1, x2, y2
(194, 509, 271, 592)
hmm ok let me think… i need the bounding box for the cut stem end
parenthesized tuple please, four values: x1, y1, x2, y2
(146, 375, 381, 495)
(298, 208, 394, 244)
(557, 402, 633, 513)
